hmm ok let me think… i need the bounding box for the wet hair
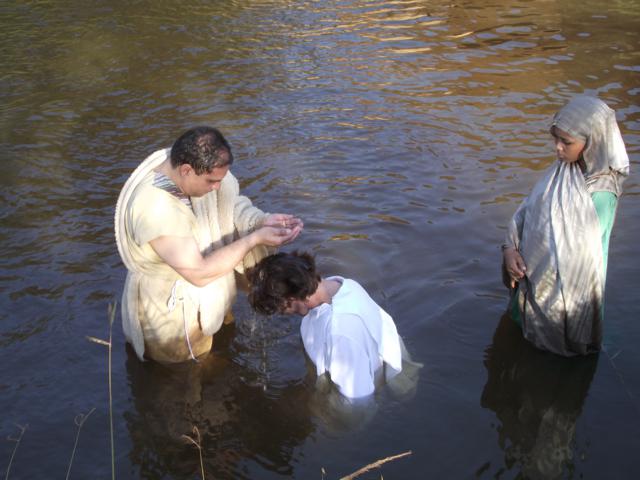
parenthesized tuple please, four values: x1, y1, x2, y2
(170, 126, 234, 174)
(246, 251, 321, 315)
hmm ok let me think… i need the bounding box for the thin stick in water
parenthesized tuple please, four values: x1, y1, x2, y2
(66, 408, 96, 480)
(107, 302, 115, 480)
(182, 426, 206, 480)
(4, 424, 28, 480)
(339, 450, 412, 480)
(87, 302, 116, 480)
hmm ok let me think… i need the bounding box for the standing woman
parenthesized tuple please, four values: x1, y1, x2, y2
(502, 96, 630, 356)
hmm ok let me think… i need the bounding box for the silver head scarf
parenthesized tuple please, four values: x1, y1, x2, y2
(551, 96, 629, 195)
(505, 97, 629, 356)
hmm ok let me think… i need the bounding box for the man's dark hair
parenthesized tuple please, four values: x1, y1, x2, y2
(246, 251, 321, 315)
(170, 126, 234, 174)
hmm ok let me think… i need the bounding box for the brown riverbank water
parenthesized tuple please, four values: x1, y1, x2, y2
(2, 1, 639, 478)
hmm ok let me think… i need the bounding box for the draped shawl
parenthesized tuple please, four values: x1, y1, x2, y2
(115, 148, 269, 361)
(505, 97, 629, 356)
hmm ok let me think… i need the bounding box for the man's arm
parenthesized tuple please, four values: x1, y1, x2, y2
(149, 225, 300, 287)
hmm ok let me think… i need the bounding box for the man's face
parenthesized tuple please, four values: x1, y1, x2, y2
(282, 298, 311, 316)
(551, 127, 586, 164)
(180, 165, 229, 197)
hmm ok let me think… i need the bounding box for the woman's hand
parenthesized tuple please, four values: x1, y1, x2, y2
(503, 247, 527, 289)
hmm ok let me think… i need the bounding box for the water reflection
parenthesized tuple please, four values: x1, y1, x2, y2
(124, 325, 315, 480)
(1, 0, 638, 477)
(123, 311, 410, 478)
(232, 303, 401, 436)
(481, 314, 598, 479)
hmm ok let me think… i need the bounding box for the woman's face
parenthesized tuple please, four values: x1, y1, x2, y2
(551, 126, 586, 163)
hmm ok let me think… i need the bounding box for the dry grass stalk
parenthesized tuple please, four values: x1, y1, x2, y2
(181, 426, 206, 480)
(66, 408, 96, 480)
(106, 302, 116, 480)
(4, 424, 28, 480)
(339, 450, 412, 480)
(86, 302, 117, 480)
(86, 336, 110, 346)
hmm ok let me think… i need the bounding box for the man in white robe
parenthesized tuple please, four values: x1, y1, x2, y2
(298, 278, 402, 398)
(115, 126, 302, 362)
(246, 252, 420, 399)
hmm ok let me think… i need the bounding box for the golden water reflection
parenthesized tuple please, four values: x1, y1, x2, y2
(1, 0, 638, 479)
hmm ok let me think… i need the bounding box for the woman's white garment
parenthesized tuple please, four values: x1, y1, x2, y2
(300, 277, 403, 399)
(115, 148, 269, 362)
(505, 97, 629, 356)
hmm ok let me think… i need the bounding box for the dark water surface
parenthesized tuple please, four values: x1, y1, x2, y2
(2, 1, 639, 478)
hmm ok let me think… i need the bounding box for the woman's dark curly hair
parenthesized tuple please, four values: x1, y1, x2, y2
(246, 251, 321, 315)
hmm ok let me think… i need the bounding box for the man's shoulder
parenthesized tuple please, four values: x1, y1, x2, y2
(130, 176, 172, 205)
(121, 148, 170, 193)
(129, 181, 191, 226)
(334, 279, 374, 308)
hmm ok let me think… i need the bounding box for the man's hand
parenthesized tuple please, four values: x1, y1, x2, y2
(503, 247, 527, 289)
(261, 213, 303, 244)
(253, 224, 301, 247)
(262, 213, 304, 230)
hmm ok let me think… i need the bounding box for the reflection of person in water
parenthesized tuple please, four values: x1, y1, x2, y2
(481, 314, 599, 479)
(123, 324, 315, 480)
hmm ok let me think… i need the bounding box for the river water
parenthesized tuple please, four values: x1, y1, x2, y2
(2, 1, 639, 479)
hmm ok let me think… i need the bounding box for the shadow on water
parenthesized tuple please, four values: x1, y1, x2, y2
(480, 314, 598, 480)
(123, 303, 418, 479)
(124, 323, 316, 480)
